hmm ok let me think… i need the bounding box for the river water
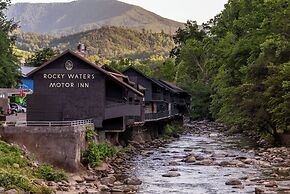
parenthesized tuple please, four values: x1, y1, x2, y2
(128, 123, 290, 194)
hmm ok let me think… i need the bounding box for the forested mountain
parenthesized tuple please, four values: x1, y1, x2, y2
(7, 0, 182, 35)
(15, 26, 175, 59)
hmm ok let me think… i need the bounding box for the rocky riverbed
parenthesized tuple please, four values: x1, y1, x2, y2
(128, 121, 290, 194)
(40, 121, 290, 194)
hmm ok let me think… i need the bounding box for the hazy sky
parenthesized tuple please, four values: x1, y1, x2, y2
(10, 0, 228, 24)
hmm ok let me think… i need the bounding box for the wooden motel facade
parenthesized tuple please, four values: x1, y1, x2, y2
(26, 50, 191, 131)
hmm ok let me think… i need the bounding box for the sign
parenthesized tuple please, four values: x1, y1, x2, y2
(43, 73, 95, 88)
(65, 60, 74, 71)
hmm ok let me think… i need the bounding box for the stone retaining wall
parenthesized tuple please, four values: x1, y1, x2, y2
(0, 124, 92, 172)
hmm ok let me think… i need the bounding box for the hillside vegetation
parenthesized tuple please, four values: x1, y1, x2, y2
(0, 140, 66, 193)
(15, 26, 175, 60)
(7, 0, 182, 35)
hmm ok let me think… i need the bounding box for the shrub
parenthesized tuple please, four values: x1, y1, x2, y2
(85, 125, 96, 142)
(83, 143, 116, 167)
(34, 165, 66, 182)
(163, 123, 184, 138)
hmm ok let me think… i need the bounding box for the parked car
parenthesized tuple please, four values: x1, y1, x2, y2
(10, 103, 26, 113)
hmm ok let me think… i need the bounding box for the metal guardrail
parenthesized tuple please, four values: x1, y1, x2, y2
(1, 119, 93, 127)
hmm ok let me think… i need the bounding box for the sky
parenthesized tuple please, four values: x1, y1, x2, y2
(10, 0, 228, 24)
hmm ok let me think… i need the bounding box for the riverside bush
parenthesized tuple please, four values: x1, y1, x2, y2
(163, 123, 184, 138)
(34, 165, 66, 182)
(82, 143, 116, 167)
(85, 125, 96, 142)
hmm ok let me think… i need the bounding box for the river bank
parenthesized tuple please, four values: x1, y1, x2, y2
(35, 121, 290, 194)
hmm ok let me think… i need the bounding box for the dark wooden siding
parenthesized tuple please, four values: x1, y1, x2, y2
(123, 69, 152, 101)
(27, 53, 105, 122)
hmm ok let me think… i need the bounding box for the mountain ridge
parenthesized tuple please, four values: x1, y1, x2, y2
(15, 26, 175, 60)
(7, 0, 183, 36)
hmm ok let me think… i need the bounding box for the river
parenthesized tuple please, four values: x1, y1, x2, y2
(128, 122, 290, 194)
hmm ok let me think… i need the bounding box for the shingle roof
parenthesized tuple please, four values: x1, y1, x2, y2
(21, 66, 37, 77)
(123, 66, 166, 89)
(158, 80, 191, 96)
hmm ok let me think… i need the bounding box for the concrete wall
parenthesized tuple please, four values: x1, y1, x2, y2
(0, 124, 92, 172)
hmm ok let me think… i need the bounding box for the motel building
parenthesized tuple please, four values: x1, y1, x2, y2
(26, 50, 144, 131)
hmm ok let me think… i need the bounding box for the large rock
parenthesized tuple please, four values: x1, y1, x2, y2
(168, 161, 178, 166)
(73, 175, 84, 183)
(123, 185, 139, 192)
(263, 181, 278, 188)
(225, 178, 242, 185)
(100, 175, 116, 186)
(257, 161, 271, 168)
(255, 187, 264, 194)
(209, 133, 219, 137)
(94, 162, 111, 173)
(184, 148, 192, 152)
(124, 177, 142, 185)
(195, 155, 205, 161)
(200, 159, 214, 165)
(275, 167, 290, 176)
(4, 189, 18, 194)
(99, 184, 110, 191)
(162, 172, 181, 177)
(84, 176, 96, 182)
(185, 156, 196, 163)
(110, 186, 124, 193)
(84, 189, 99, 194)
(244, 158, 256, 164)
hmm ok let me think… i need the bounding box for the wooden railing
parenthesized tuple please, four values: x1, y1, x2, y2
(144, 109, 180, 122)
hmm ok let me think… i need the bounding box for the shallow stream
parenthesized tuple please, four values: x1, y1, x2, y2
(128, 125, 290, 194)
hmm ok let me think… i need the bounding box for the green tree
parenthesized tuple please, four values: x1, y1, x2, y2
(209, 0, 290, 142)
(26, 47, 59, 67)
(0, 0, 19, 88)
(170, 20, 212, 119)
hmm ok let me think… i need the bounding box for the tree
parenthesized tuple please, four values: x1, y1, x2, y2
(208, 0, 290, 142)
(170, 20, 206, 64)
(0, 0, 19, 88)
(26, 48, 59, 67)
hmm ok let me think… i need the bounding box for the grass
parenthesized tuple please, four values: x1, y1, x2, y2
(0, 141, 66, 193)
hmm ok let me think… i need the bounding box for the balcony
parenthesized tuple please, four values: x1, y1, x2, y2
(105, 100, 142, 120)
(145, 111, 170, 121)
